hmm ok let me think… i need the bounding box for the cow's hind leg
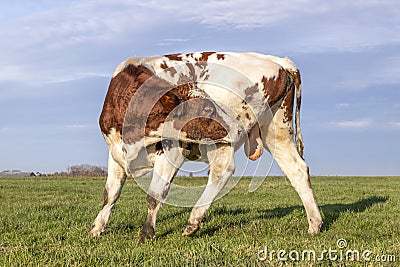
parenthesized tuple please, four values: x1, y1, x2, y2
(138, 143, 184, 243)
(274, 142, 322, 234)
(183, 144, 235, 236)
(262, 112, 322, 234)
(89, 151, 127, 237)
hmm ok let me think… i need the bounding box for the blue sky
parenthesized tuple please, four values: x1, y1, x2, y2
(0, 0, 399, 176)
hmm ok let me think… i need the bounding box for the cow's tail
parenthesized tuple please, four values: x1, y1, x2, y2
(293, 70, 304, 158)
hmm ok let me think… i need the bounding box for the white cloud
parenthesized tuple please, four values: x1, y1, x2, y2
(141, 0, 320, 29)
(0, 1, 160, 83)
(1, 0, 399, 85)
(157, 38, 190, 46)
(144, 1, 365, 29)
(336, 103, 351, 108)
(337, 80, 372, 91)
(388, 122, 400, 128)
(5, 0, 397, 52)
(0, 127, 11, 133)
(142, 0, 399, 43)
(337, 53, 400, 91)
(330, 119, 372, 128)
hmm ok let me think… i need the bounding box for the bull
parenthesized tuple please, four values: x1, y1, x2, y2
(89, 52, 323, 243)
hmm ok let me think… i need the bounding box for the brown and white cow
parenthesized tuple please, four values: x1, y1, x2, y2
(89, 52, 323, 243)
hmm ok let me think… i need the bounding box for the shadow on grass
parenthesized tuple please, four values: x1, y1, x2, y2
(108, 209, 192, 237)
(109, 196, 389, 238)
(197, 195, 389, 236)
(108, 223, 138, 235)
(319, 195, 389, 231)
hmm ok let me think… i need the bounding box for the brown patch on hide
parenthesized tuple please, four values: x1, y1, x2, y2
(168, 67, 177, 77)
(166, 52, 225, 62)
(172, 98, 229, 140)
(241, 101, 248, 110)
(160, 61, 168, 70)
(102, 188, 109, 208)
(99, 64, 160, 135)
(261, 68, 293, 107)
(293, 70, 301, 88)
(181, 118, 228, 140)
(199, 68, 210, 80)
(113, 63, 228, 144)
(101, 56, 231, 145)
(293, 70, 302, 109)
(165, 53, 183, 61)
(198, 51, 215, 62)
(175, 63, 197, 95)
(177, 72, 193, 87)
(244, 83, 259, 103)
(161, 61, 177, 77)
(216, 53, 225, 60)
(124, 91, 179, 144)
(159, 91, 180, 112)
(100, 63, 187, 144)
(281, 84, 295, 124)
(146, 194, 158, 209)
(186, 63, 196, 79)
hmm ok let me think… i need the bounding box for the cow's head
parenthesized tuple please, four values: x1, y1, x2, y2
(160, 90, 243, 144)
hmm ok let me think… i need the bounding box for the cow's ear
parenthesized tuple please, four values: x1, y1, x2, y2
(160, 91, 179, 112)
(160, 91, 189, 117)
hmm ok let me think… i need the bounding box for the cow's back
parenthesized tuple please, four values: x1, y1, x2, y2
(100, 52, 296, 136)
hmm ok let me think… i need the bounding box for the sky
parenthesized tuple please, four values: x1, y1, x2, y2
(0, 0, 399, 176)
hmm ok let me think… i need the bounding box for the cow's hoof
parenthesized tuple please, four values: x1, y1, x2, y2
(138, 224, 155, 244)
(89, 224, 104, 237)
(182, 223, 199, 236)
(308, 220, 323, 235)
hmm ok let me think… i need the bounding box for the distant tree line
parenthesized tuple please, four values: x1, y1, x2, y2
(1, 165, 108, 178)
(67, 164, 107, 176)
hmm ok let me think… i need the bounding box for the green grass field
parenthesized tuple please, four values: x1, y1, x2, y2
(0, 176, 399, 266)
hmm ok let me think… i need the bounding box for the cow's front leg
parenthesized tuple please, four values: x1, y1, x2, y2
(183, 144, 235, 236)
(138, 142, 184, 243)
(90, 151, 127, 237)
